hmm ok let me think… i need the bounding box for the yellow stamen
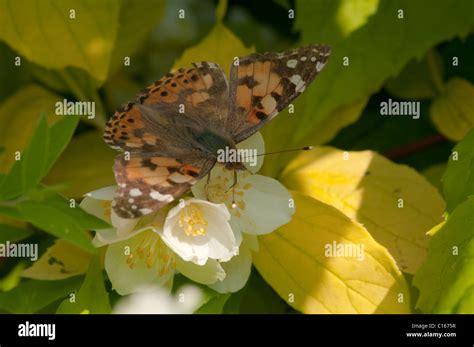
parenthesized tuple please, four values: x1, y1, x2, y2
(178, 205, 208, 236)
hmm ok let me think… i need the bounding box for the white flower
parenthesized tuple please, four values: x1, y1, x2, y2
(159, 199, 240, 266)
(192, 132, 294, 236)
(191, 132, 295, 292)
(113, 285, 202, 314)
(80, 189, 226, 295)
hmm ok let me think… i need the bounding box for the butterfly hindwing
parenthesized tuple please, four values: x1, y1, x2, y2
(113, 154, 216, 218)
(227, 44, 331, 143)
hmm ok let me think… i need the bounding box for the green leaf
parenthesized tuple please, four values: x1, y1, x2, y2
(195, 293, 231, 314)
(0, 223, 32, 243)
(0, 85, 62, 174)
(57, 256, 111, 314)
(0, 206, 24, 220)
(44, 115, 80, 176)
(43, 131, 116, 198)
(413, 197, 474, 313)
(236, 269, 291, 314)
(385, 50, 444, 100)
(0, 277, 82, 313)
(422, 163, 446, 193)
(442, 128, 474, 212)
(0, 111, 79, 201)
(266, 0, 474, 164)
(108, 0, 166, 76)
(17, 194, 105, 253)
(0, 0, 119, 82)
(21, 114, 49, 194)
(430, 77, 474, 141)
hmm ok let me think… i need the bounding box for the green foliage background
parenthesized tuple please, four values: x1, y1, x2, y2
(0, 0, 473, 314)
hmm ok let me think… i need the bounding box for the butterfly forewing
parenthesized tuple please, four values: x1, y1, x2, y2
(227, 44, 331, 143)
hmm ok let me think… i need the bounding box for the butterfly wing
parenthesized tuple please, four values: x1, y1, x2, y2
(113, 154, 216, 218)
(227, 44, 331, 143)
(103, 62, 229, 154)
(104, 62, 229, 218)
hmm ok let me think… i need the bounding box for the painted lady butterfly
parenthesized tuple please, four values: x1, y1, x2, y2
(104, 44, 331, 218)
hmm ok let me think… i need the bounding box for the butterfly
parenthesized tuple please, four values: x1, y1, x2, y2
(103, 44, 331, 218)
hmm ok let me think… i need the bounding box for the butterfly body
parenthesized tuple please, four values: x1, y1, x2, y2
(104, 44, 331, 218)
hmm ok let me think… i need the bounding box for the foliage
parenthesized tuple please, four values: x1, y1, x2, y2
(0, 0, 473, 314)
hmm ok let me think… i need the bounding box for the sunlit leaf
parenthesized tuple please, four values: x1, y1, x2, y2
(0, 0, 119, 82)
(430, 78, 474, 141)
(22, 240, 91, 280)
(173, 22, 253, 75)
(281, 147, 445, 273)
(253, 192, 411, 313)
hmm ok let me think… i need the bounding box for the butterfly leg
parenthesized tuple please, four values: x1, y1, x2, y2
(231, 169, 237, 209)
(205, 171, 212, 201)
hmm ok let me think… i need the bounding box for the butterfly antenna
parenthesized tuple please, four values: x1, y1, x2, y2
(257, 146, 313, 157)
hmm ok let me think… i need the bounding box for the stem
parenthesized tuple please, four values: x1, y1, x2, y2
(383, 134, 446, 160)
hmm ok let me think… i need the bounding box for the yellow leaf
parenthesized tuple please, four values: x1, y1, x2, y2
(430, 77, 474, 141)
(173, 22, 253, 75)
(22, 240, 91, 280)
(280, 147, 445, 273)
(261, 96, 368, 177)
(0, 85, 62, 173)
(43, 131, 116, 197)
(253, 192, 411, 313)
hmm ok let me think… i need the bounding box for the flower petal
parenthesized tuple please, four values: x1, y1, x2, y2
(175, 257, 226, 285)
(160, 199, 238, 265)
(236, 132, 265, 173)
(80, 195, 111, 223)
(105, 230, 174, 295)
(209, 235, 253, 293)
(85, 186, 117, 200)
(235, 175, 294, 235)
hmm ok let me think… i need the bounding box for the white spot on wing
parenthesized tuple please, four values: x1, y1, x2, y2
(130, 188, 142, 197)
(300, 56, 307, 61)
(286, 59, 298, 68)
(310, 57, 316, 62)
(289, 74, 302, 85)
(316, 61, 326, 72)
(150, 190, 174, 202)
(139, 208, 153, 215)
